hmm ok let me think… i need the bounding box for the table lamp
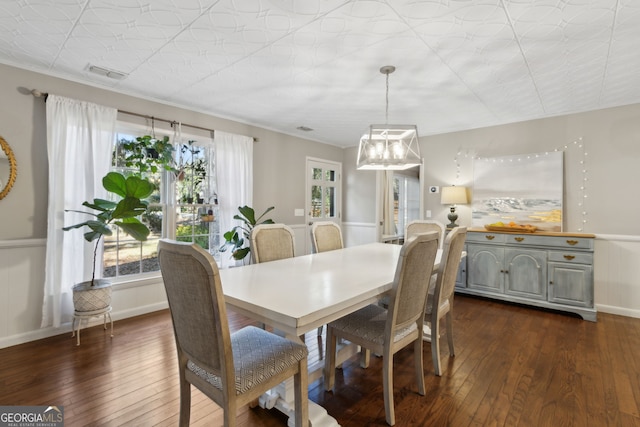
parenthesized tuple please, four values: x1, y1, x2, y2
(441, 186, 468, 228)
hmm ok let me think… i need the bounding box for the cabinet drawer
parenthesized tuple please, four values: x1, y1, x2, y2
(548, 251, 593, 264)
(466, 232, 506, 244)
(548, 236, 593, 250)
(505, 234, 551, 246)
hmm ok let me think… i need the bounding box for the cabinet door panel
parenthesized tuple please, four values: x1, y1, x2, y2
(467, 245, 504, 292)
(548, 262, 593, 307)
(455, 255, 467, 289)
(504, 249, 547, 300)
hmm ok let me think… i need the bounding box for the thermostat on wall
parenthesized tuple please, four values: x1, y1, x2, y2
(429, 186, 439, 193)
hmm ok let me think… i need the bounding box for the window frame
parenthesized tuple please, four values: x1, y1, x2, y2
(104, 121, 218, 284)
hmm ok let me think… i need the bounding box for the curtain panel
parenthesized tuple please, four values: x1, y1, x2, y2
(42, 95, 117, 328)
(215, 131, 253, 268)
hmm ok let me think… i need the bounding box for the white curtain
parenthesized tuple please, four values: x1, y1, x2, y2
(42, 96, 117, 328)
(382, 171, 396, 236)
(215, 131, 253, 268)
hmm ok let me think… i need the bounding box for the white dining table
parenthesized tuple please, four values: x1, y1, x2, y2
(219, 242, 443, 426)
(221, 242, 442, 339)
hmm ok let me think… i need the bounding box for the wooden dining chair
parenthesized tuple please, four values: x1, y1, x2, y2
(423, 226, 467, 376)
(157, 239, 309, 427)
(324, 232, 440, 426)
(310, 221, 344, 337)
(311, 221, 344, 253)
(250, 223, 296, 263)
(406, 220, 445, 248)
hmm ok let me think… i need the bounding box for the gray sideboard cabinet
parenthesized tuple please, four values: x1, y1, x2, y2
(456, 229, 596, 321)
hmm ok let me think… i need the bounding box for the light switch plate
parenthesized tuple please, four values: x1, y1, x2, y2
(294, 209, 304, 217)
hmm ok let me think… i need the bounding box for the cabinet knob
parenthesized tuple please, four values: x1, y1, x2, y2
(566, 240, 579, 246)
(485, 235, 495, 240)
(563, 255, 575, 260)
(515, 237, 525, 242)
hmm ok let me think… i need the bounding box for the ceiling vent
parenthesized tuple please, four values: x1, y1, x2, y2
(87, 64, 128, 80)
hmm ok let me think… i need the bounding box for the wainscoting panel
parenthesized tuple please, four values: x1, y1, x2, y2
(594, 234, 640, 318)
(342, 222, 377, 247)
(0, 239, 47, 347)
(1, 232, 639, 348)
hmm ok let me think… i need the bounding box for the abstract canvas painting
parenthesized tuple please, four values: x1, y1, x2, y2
(472, 151, 563, 231)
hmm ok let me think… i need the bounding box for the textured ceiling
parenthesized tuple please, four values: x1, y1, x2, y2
(1, 0, 639, 147)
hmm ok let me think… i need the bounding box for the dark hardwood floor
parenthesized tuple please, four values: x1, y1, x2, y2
(1, 295, 640, 426)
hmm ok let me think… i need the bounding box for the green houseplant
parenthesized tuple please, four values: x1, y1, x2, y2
(219, 205, 275, 261)
(63, 135, 175, 312)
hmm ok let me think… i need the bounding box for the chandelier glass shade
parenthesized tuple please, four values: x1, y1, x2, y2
(356, 66, 421, 170)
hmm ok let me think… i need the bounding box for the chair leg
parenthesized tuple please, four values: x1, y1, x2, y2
(446, 311, 455, 356)
(324, 327, 337, 391)
(178, 378, 191, 427)
(414, 337, 425, 395)
(360, 348, 371, 368)
(382, 349, 395, 426)
(294, 359, 309, 427)
(431, 317, 442, 376)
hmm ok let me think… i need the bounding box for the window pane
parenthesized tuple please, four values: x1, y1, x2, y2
(311, 185, 322, 218)
(325, 186, 336, 217)
(177, 141, 208, 203)
(325, 169, 336, 182)
(312, 167, 322, 180)
(142, 237, 160, 273)
(104, 234, 144, 277)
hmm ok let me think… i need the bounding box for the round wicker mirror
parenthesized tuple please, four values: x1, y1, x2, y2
(0, 136, 17, 200)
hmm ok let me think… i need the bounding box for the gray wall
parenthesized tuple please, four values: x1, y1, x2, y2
(419, 107, 640, 236)
(2, 59, 640, 238)
(344, 104, 640, 237)
(0, 63, 343, 240)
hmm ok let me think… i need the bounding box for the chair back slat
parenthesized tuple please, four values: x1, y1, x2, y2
(406, 220, 445, 248)
(388, 232, 439, 330)
(251, 224, 295, 263)
(311, 222, 344, 253)
(434, 227, 467, 307)
(158, 240, 229, 376)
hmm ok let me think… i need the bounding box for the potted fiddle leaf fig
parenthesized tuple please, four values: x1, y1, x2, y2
(63, 136, 175, 313)
(219, 205, 275, 262)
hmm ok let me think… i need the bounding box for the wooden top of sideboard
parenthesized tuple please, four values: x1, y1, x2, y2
(467, 228, 596, 239)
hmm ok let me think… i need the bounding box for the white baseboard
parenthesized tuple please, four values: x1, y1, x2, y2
(596, 304, 640, 319)
(0, 302, 169, 349)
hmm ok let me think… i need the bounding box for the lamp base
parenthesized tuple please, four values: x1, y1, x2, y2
(447, 206, 459, 228)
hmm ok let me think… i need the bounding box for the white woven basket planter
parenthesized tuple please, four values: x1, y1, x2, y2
(72, 279, 112, 313)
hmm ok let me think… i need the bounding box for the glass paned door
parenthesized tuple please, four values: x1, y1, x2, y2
(306, 158, 342, 253)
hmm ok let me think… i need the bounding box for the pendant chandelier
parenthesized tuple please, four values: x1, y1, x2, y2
(356, 65, 421, 170)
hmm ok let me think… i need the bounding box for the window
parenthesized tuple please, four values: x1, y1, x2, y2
(103, 125, 219, 280)
(393, 174, 420, 234)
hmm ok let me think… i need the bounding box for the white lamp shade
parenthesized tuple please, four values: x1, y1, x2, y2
(441, 186, 468, 205)
(356, 124, 421, 170)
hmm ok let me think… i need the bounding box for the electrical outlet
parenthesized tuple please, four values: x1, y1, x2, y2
(294, 209, 304, 217)
(426, 210, 432, 218)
